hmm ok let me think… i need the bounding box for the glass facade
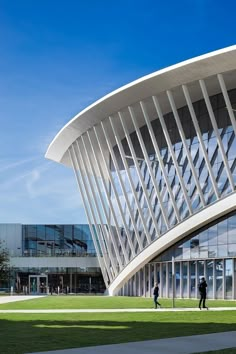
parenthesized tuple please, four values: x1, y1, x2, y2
(1, 224, 105, 294)
(155, 211, 236, 261)
(22, 224, 96, 257)
(68, 65, 236, 297)
(111, 89, 236, 247)
(119, 212, 236, 299)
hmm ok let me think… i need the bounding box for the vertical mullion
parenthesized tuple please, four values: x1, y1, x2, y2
(86, 130, 129, 265)
(217, 73, 236, 138)
(182, 84, 220, 199)
(167, 90, 206, 207)
(101, 120, 143, 252)
(68, 147, 109, 288)
(109, 115, 152, 245)
(199, 79, 234, 191)
(81, 134, 124, 270)
(152, 95, 193, 214)
(140, 100, 180, 222)
(93, 125, 136, 257)
(119, 111, 160, 238)
(71, 143, 114, 282)
(128, 105, 170, 229)
(76, 139, 120, 275)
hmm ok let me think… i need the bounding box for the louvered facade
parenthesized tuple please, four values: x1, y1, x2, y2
(46, 46, 236, 299)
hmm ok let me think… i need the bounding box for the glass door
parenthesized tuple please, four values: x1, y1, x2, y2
(29, 275, 48, 294)
(29, 276, 38, 294)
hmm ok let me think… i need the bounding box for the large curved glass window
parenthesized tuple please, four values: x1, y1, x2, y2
(154, 211, 236, 262)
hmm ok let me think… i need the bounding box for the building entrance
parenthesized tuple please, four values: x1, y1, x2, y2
(29, 275, 48, 294)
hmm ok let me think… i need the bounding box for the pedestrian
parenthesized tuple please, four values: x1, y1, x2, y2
(153, 282, 161, 309)
(198, 277, 208, 310)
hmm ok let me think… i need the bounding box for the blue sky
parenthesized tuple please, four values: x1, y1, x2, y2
(0, 0, 235, 224)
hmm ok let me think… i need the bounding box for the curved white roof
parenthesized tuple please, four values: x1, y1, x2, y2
(45, 45, 236, 166)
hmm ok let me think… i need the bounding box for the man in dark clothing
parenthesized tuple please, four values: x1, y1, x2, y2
(153, 283, 161, 309)
(199, 277, 208, 310)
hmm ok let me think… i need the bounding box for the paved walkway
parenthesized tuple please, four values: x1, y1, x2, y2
(0, 295, 46, 304)
(27, 331, 236, 354)
(0, 307, 236, 313)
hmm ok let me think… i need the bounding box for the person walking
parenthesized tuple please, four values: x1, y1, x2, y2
(153, 282, 161, 309)
(198, 277, 208, 310)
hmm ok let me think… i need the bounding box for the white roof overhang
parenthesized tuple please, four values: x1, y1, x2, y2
(45, 45, 236, 167)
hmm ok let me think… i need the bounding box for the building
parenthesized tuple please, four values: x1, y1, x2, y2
(46, 46, 236, 299)
(0, 224, 105, 294)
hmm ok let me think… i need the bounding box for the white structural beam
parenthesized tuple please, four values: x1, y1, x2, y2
(86, 130, 129, 265)
(93, 125, 136, 258)
(166, 90, 206, 207)
(182, 84, 220, 200)
(118, 111, 161, 238)
(109, 115, 152, 245)
(76, 139, 120, 275)
(217, 73, 236, 138)
(71, 143, 114, 282)
(101, 121, 143, 252)
(68, 147, 109, 288)
(128, 105, 170, 229)
(199, 79, 235, 192)
(140, 100, 181, 223)
(80, 134, 124, 271)
(152, 95, 193, 215)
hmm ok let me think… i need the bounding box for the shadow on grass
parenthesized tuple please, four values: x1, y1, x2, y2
(1, 317, 236, 354)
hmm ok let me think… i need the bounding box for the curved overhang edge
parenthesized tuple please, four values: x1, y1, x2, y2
(45, 45, 236, 165)
(108, 193, 236, 296)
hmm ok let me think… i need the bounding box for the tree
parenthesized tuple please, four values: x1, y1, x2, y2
(0, 241, 10, 285)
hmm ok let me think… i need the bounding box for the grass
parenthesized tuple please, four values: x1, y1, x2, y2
(0, 296, 235, 353)
(0, 311, 236, 354)
(0, 295, 235, 309)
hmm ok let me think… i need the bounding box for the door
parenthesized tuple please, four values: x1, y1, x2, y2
(29, 275, 48, 294)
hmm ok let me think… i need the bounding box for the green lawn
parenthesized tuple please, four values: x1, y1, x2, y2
(0, 295, 235, 309)
(0, 311, 236, 354)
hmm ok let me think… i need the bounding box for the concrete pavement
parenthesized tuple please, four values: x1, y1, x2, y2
(0, 295, 46, 304)
(27, 331, 236, 354)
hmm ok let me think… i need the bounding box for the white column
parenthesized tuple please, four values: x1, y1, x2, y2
(77, 138, 122, 274)
(213, 259, 216, 300)
(167, 90, 206, 208)
(80, 136, 123, 270)
(118, 111, 160, 237)
(180, 262, 183, 298)
(86, 130, 129, 265)
(93, 125, 136, 259)
(182, 84, 220, 200)
(128, 105, 169, 229)
(148, 264, 152, 297)
(68, 148, 109, 288)
(109, 115, 152, 245)
(159, 263, 163, 297)
(143, 266, 146, 297)
(217, 73, 236, 138)
(187, 262, 190, 298)
(71, 144, 114, 282)
(100, 121, 142, 253)
(140, 101, 180, 223)
(223, 259, 225, 300)
(152, 95, 193, 215)
(199, 79, 234, 192)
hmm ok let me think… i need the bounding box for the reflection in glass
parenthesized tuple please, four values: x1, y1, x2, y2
(215, 260, 223, 299)
(225, 259, 233, 298)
